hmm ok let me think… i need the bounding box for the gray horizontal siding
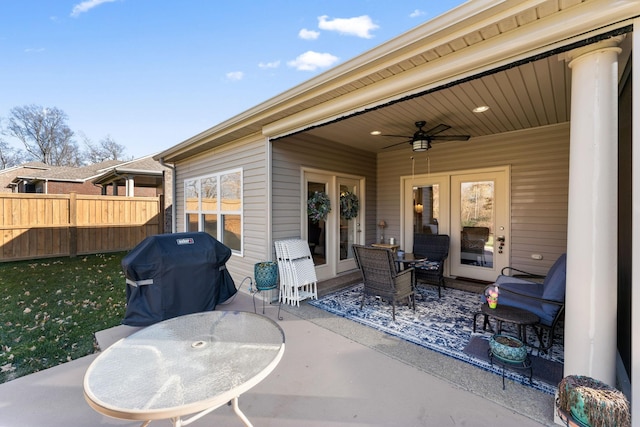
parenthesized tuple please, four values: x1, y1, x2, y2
(272, 134, 377, 242)
(174, 136, 269, 280)
(378, 122, 570, 274)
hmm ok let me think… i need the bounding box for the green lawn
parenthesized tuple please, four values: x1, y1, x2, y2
(0, 252, 128, 384)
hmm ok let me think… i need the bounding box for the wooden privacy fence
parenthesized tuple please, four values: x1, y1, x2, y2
(0, 193, 162, 262)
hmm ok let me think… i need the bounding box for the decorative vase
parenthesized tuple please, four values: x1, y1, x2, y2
(254, 262, 278, 291)
(489, 334, 527, 363)
(557, 375, 631, 427)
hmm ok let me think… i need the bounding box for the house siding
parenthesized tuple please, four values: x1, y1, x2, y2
(272, 134, 377, 244)
(173, 136, 269, 281)
(378, 122, 570, 275)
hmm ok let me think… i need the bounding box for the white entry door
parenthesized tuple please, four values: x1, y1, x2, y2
(450, 168, 510, 282)
(304, 171, 364, 280)
(402, 167, 509, 282)
(337, 177, 361, 273)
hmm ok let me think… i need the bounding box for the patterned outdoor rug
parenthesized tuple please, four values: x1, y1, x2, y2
(309, 283, 564, 395)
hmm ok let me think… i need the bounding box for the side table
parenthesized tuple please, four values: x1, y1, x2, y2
(473, 303, 539, 346)
(371, 243, 400, 253)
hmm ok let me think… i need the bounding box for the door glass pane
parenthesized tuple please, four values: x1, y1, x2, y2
(459, 181, 494, 268)
(413, 185, 439, 235)
(307, 181, 327, 266)
(339, 184, 357, 261)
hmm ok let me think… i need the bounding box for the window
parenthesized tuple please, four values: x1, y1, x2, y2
(184, 169, 242, 253)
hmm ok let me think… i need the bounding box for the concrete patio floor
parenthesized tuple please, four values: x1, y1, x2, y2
(0, 289, 556, 426)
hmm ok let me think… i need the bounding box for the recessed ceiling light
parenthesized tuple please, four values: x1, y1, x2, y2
(370, 130, 382, 135)
(473, 105, 490, 113)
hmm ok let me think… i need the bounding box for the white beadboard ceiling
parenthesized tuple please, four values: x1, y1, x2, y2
(298, 51, 575, 153)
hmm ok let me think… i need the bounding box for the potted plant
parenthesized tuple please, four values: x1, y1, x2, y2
(254, 261, 278, 291)
(489, 334, 527, 363)
(557, 375, 630, 427)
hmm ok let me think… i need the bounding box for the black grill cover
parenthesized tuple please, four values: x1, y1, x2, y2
(121, 232, 237, 326)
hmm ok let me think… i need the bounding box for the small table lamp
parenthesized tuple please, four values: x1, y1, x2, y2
(378, 220, 387, 243)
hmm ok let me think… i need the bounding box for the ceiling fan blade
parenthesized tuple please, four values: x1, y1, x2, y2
(382, 140, 411, 149)
(424, 124, 451, 135)
(429, 135, 471, 141)
(380, 134, 411, 138)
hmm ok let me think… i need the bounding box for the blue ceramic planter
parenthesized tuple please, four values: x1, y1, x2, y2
(254, 262, 278, 290)
(489, 334, 527, 363)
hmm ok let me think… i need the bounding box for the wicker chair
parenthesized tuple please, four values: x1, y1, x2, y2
(412, 234, 450, 297)
(353, 244, 415, 321)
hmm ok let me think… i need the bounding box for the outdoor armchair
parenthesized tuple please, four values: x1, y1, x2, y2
(495, 253, 567, 351)
(412, 234, 450, 298)
(353, 244, 415, 321)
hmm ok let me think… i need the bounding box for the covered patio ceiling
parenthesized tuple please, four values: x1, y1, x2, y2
(291, 34, 630, 154)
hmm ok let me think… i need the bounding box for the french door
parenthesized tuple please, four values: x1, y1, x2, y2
(403, 167, 509, 282)
(450, 169, 509, 282)
(304, 171, 363, 280)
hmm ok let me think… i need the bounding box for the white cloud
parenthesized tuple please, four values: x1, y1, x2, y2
(287, 51, 339, 71)
(226, 71, 244, 81)
(317, 15, 379, 39)
(258, 60, 281, 69)
(410, 9, 426, 18)
(70, 0, 118, 17)
(298, 28, 320, 40)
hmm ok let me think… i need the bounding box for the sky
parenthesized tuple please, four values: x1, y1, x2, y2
(0, 0, 468, 160)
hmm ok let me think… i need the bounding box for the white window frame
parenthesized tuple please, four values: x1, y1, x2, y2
(184, 168, 243, 255)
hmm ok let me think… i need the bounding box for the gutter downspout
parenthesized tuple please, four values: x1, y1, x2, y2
(158, 158, 177, 233)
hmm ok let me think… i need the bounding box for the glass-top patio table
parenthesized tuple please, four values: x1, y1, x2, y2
(83, 310, 285, 427)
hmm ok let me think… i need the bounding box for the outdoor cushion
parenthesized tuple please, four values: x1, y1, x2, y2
(541, 253, 567, 302)
(495, 276, 544, 298)
(497, 288, 554, 326)
(410, 260, 441, 271)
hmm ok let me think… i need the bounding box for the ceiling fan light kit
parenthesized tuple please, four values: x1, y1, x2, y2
(379, 120, 471, 152)
(412, 139, 430, 152)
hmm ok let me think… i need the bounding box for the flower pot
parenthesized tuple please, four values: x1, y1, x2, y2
(254, 262, 278, 291)
(557, 375, 631, 427)
(489, 334, 527, 363)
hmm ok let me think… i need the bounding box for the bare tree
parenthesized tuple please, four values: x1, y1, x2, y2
(83, 134, 127, 163)
(0, 139, 24, 169)
(5, 105, 81, 166)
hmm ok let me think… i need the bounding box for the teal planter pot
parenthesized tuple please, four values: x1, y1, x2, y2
(254, 262, 278, 290)
(489, 334, 527, 363)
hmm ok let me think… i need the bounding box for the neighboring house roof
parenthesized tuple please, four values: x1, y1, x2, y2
(156, 0, 636, 163)
(91, 155, 166, 187)
(11, 160, 126, 184)
(7, 157, 166, 189)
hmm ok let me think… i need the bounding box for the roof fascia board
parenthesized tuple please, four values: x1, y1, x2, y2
(263, 0, 638, 138)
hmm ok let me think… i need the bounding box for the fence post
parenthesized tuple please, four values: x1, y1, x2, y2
(159, 195, 165, 234)
(69, 192, 77, 257)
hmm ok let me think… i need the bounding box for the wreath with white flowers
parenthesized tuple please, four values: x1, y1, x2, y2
(307, 191, 331, 222)
(340, 191, 359, 219)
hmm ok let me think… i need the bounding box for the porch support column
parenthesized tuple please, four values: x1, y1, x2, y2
(564, 37, 622, 385)
(125, 176, 135, 197)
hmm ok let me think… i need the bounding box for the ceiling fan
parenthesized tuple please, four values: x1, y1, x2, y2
(380, 120, 471, 152)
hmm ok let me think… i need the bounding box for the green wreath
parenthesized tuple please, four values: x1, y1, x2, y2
(307, 191, 331, 222)
(340, 191, 359, 219)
